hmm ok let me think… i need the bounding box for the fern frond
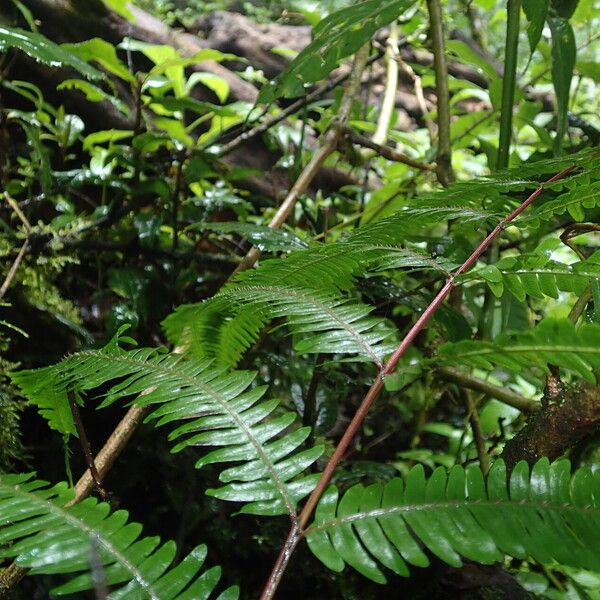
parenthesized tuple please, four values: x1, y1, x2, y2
(201, 222, 309, 253)
(400, 147, 599, 217)
(530, 179, 600, 223)
(11, 336, 322, 516)
(0, 473, 238, 599)
(436, 318, 600, 383)
(166, 286, 397, 368)
(461, 252, 600, 301)
(163, 206, 479, 364)
(306, 458, 600, 583)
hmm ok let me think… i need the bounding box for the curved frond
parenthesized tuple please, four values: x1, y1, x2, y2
(165, 286, 397, 368)
(413, 147, 600, 217)
(163, 207, 477, 365)
(461, 252, 600, 301)
(531, 179, 600, 223)
(258, 0, 418, 102)
(11, 336, 322, 517)
(436, 318, 600, 383)
(0, 473, 238, 599)
(306, 458, 600, 583)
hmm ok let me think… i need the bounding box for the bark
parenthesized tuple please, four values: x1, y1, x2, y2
(502, 385, 600, 470)
(190, 10, 311, 79)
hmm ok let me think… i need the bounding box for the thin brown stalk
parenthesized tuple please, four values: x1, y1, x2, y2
(396, 56, 436, 141)
(231, 45, 370, 277)
(259, 160, 578, 600)
(0, 192, 32, 301)
(461, 388, 490, 474)
(3, 192, 32, 231)
(345, 128, 434, 171)
(426, 0, 454, 186)
(67, 389, 109, 501)
(68, 403, 151, 505)
(437, 366, 539, 413)
(0, 240, 28, 301)
(217, 50, 382, 157)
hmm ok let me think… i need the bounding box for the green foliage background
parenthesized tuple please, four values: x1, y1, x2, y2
(0, 0, 599, 598)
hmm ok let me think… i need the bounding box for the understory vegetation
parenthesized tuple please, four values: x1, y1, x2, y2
(0, 0, 599, 598)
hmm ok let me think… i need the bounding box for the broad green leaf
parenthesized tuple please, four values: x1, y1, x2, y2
(522, 0, 549, 54)
(0, 26, 101, 79)
(258, 0, 418, 102)
(83, 129, 133, 150)
(446, 40, 499, 81)
(57, 79, 130, 115)
(62, 38, 135, 82)
(186, 72, 230, 103)
(548, 16, 576, 154)
(103, 0, 135, 20)
(576, 60, 600, 82)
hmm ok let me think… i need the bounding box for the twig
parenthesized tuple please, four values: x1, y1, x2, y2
(67, 389, 109, 501)
(461, 388, 490, 474)
(217, 50, 382, 158)
(396, 56, 436, 141)
(0, 192, 32, 301)
(171, 152, 185, 251)
(345, 128, 434, 171)
(568, 286, 593, 324)
(371, 21, 400, 148)
(426, 0, 454, 186)
(3, 192, 32, 231)
(259, 160, 578, 600)
(231, 46, 371, 277)
(69, 403, 151, 505)
(0, 240, 28, 301)
(437, 366, 539, 413)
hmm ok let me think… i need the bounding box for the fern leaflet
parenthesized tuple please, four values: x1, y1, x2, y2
(436, 318, 600, 383)
(11, 333, 322, 517)
(0, 473, 238, 599)
(307, 458, 600, 583)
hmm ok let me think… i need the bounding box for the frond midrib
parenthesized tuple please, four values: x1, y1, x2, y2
(0, 479, 158, 599)
(62, 349, 298, 518)
(219, 284, 388, 365)
(308, 497, 600, 534)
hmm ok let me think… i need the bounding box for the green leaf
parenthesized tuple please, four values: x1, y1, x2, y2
(522, 0, 549, 54)
(548, 16, 576, 154)
(57, 79, 130, 115)
(62, 38, 135, 82)
(11, 332, 323, 516)
(258, 0, 418, 102)
(83, 129, 134, 150)
(576, 60, 600, 82)
(103, 0, 135, 20)
(446, 40, 499, 81)
(307, 459, 600, 582)
(437, 318, 600, 384)
(0, 473, 238, 599)
(0, 26, 101, 79)
(186, 72, 230, 103)
(462, 252, 600, 301)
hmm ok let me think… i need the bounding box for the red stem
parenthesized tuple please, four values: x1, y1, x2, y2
(259, 161, 577, 600)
